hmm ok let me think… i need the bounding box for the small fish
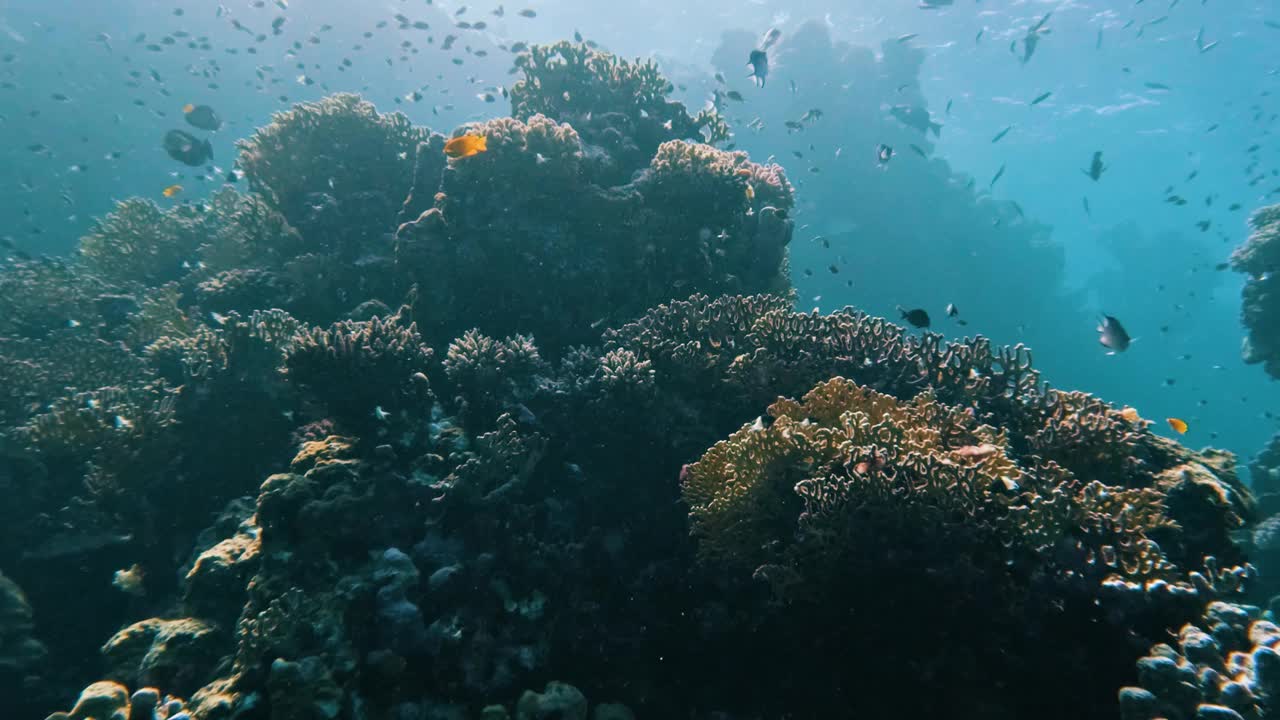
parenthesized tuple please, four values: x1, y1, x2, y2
(946, 303, 959, 318)
(443, 134, 487, 159)
(1082, 151, 1106, 181)
(909, 144, 927, 158)
(517, 9, 536, 18)
(1030, 91, 1052, 106)
(725, 90, 744, 102)
(373, 405, 392, 421)
(897, 33, 919, 44)
(989, 163, 1006, 188)
(183, 103, 222, 131)
(162, 184, 183, 198)
(991, 125, 1013, 143)
(898, 306, 931, 328)
(163, 129, 213, 166)
(1097, 314, 1131, 353)
(1144, 82, 1171, 91)
(744, 184, 755, 202)
(945, 99, 953, 115)
(876, 144, 894, 165)
(1082, 196, 1092, 218)
(1166, 417, 1188, 434)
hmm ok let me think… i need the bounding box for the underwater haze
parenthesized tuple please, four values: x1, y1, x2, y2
(3, 0, 1280, 718)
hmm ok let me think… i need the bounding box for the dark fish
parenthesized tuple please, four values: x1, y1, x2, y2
(909, 144, 927, 158)
(1030, 91, 1052, 106)
(1097, 314, 1131, 353)
(183, 103, 222, 131)
(876, 144, 893, 165)
(898, 306, 930, 329)
(1082, 151, 1106, 181)
(989, 163, 1006, 188)
(991, 125, 1013, 143)
(890, 105, 942, 137)
(163, 129, 213, 166)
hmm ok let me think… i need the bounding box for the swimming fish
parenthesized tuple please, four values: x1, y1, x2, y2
(162, 184, 183, 198)
(163, 129, 213, 166)
(183, 103, 222, 131)
(1166, 417, 1188, 434)
(898, 306, 931, 329)
(444, 134, 487, 159)
(991, 125, 1013, 143)
(1097, 314, 1131, 353)
(989, 163, 1006, 188)
(1082, 151, 1106, 181)
(1030, 91, 1052, 106)
(876, 144, 894, 165)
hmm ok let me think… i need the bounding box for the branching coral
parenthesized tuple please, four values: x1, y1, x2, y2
(510, 40, 728, 171)
(78, 188, 300, 290)
(0, 257, 105, 339)
(0, 333, 154, 427)
(284, 310, 434, 434)
(237, 93, 432, 251)
(443, 330, 547, 428)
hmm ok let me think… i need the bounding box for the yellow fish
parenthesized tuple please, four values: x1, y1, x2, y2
(182, 103, 195, 113)
(444, 134, 488, 159)
(162, 184, 183, 198)
(1166, 417, 1188, 434)
(745, 183, 755, 201)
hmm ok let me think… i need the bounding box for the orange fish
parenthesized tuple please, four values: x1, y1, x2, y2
(162, 184, 183, 198)
(1166, 417, 1188, 434)
(182, 103, 195, 113)
(444, 134, 488, 159)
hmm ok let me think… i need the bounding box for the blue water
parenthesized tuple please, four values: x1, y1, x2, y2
(1, 0, 1277, 464)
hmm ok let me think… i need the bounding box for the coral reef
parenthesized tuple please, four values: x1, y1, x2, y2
(510, 40, 728, 176)
(0, 56, 1263, 720)
(679, 375, 1250, 716)
(1232, 204, 1280, 379)
(395, 116, 793, 352)
(237, 93, 433, 253)
(1121, 600, 1280, 720)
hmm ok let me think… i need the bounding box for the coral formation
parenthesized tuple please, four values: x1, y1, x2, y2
(395, 115, 793, 352)
(1232, 204, 1280, 378)
(237, 93, 433, 253)
(510, 40, 729, 174)
(1121, 600, 1280, 720)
